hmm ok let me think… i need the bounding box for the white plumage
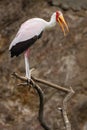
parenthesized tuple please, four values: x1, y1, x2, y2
(9, 18, 47, 50)
(9, 11, 69, 80)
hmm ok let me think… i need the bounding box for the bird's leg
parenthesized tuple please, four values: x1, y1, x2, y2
(24, 49, 31, 81)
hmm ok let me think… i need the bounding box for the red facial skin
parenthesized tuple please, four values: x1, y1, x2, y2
(56, 11, 60, 22)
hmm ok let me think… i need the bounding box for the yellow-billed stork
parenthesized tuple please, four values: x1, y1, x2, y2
(9, 11, 69, 80)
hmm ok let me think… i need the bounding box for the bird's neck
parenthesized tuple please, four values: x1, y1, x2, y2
(45, 15, 56, 30)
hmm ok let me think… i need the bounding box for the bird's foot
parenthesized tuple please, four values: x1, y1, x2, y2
(26, 77, 36, 94)
(26, 77, 31, 84)
(25, 76, 31, 89)
(25, 73, 31, 83)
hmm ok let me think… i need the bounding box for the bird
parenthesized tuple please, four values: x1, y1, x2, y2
(9, 11, 69, 80)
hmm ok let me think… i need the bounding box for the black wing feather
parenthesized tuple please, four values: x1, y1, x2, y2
(10, 31, 43, 57)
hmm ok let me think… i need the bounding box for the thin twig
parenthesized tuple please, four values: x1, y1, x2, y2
(17, 82, 28, 86)
(32, 76, 70, 93)
(12, 72, 27, 82)
(62, 87, 75, 130)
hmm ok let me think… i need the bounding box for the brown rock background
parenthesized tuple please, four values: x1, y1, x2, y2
(0, 0, 87, 130)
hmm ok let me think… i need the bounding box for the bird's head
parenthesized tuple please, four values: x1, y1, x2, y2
(56, 11, 69, 35)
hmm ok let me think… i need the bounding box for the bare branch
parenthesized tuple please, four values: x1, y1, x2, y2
(12, 72, 50, 130)
(61, 87, 75, 130)
(12, 72, 75, 130)
(30, 79, 50, 130)
(32, 76, 70, 93)
(12, 72, 70, 93)
(12, 72, 27, 82)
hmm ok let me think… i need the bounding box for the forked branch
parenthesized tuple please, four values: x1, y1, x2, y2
(12, 72, 75, 130)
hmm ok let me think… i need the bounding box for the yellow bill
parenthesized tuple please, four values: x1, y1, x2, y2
(58, 15, 69, 36)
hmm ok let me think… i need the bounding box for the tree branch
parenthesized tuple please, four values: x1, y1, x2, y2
(32, 76, 70, 93)
(12, 72, 70, 93)
(59, 87, 75, 130)
(12, 72, 75, 130)
(30, 79, 50, 130)
(12, 72, 50, 130)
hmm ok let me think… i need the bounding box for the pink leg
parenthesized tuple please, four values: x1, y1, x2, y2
(24, 48, 30, 57)
(24, 49, 31, 80)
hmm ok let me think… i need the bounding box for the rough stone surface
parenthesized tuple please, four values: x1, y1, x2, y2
(0, 1, 87, 130)
(50, 0, 87, 11)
